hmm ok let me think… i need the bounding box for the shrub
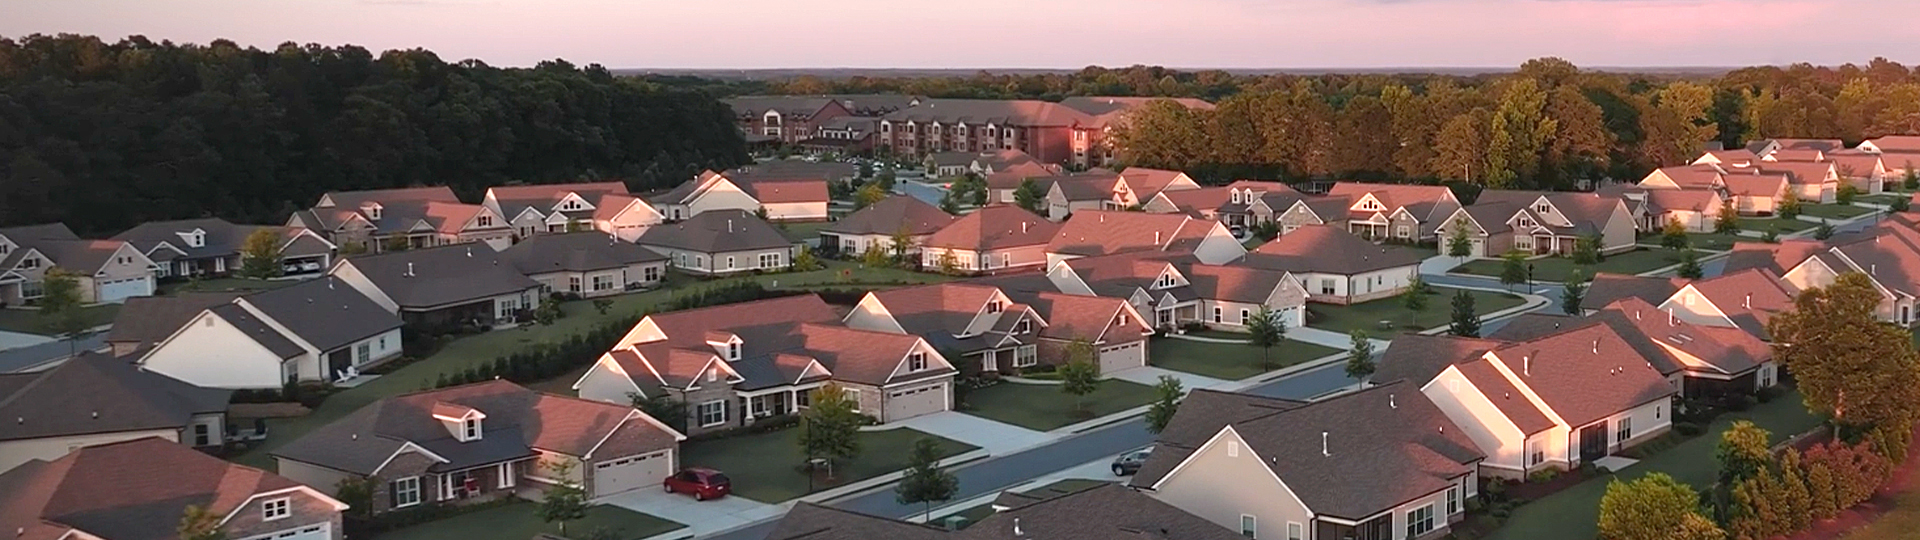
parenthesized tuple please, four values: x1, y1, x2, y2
(1675, 422, 1705, 436)
(1179, 321, 1206, 333)
(1527, 469, 1559, 483)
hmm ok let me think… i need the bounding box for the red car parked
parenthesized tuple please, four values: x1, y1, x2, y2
(663, 468, 732, 500)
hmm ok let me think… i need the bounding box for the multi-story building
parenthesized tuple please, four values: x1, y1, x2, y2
(724, 95, 922, 146)
(878, 99, 1102, 167)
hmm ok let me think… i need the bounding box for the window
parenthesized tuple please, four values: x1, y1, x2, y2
(1287, 522, 1303, 540)
(908, 352, 927, 371)
(568, 276, 582, 293)
(477, 215, 493, 227)
(1001, 253, 1010, 268)
(20, 258, 38, 270)
(1535, 203, 1551, 214)
(987, 301, 1003, 313)
(643, 265, 660, 282)
(357, 342, 371, 364)
(592, 275, 614, 291)
(726, 256, 735, 270)
(1014, 345, 1038, 367)
(759, 253, 783, 268)
(498, 462, 516, 488)
(194, 424, 211, 446)
(389, 477, 421, 508)
(1396, 225, 1411, 238)
(697, 400, 728, 427)
(463, 418, 481, 440)
(1227, 441, 1240, 457)
(727, 342, 740, 360)
(707, 367, 719, 382)
(1448, 485, 1461, 515)
(846, 389, 861, 413)
(1528, 440, 1544, 465)
(1156, 273, 1176, 288)
(1616, 417, 1632, 443)
(1014, 318, 1032, 334)
(1406, 505, 1436, 537)
(1318, 278, 1336, 295)
(1240, 309, 1251, 325)
(1240, 515, 1257, 538)
(1213, 306, 1223, 323)
(1119, 313, 1129, 326)
(262, 497, 291, 521)
(21, 280, 44, 299)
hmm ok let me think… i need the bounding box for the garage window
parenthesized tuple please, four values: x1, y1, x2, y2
(697, 400, 727, 427)
(262, 497, 290, 521)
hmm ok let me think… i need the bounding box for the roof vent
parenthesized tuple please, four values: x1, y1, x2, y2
(90, 411, 97, 419)
(1523, 355, 1531, 376)
(1592, 339, 1599, 354)
(1013, 517, 1023, 537)
(1322, 431, 1331, 457)
(1389, 393, 1397, 409)
(405, 262, 415, 277)
(1743, 293, 1751, 309)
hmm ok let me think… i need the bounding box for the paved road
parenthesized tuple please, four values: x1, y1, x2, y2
(704, 361, 1362, 540)
(0, 333, 105, 372)
(894, 181, 948, 206)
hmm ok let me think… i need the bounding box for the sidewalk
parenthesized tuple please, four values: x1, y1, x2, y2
(1166, 328, 1384, 350)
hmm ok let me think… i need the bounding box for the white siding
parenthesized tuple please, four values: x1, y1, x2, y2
(1421, 367, 1528, 473)
(576, 357, 645, 403)
(142, 311, 306, 389)
(1149, 428, 1315, 538)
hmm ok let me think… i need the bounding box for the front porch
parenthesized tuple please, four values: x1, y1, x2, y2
(1152, 301, 1202, 330)
(1512, 232, 1576, 256)
(738, 383, 824, 421)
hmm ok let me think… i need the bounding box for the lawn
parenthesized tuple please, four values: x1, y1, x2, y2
(1305, 288, 1525, 334)
(1858, 193, 1909, 207)
(1488, 391, 1825, 540)
(372, 500, 684, 540)
(681, 426, 976, 503)
(779, 220, 838, 243)
(1732, 218, 1818, 236)
(0, 303, 121, 335)
(1680, 232, 1752, 251)
(1149, 337, 1340, 380)
(230, 260, 953, 469)
(1839, 485, 1920, 539)
(158, 277, 299, 295)
(1801, 203, 1877, 220)
(962, 379, 1158, 431)
(1452, 249, 1687, 283)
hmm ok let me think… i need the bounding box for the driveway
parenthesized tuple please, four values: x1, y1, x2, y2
(0, 330, 52, 352)
(599, 489, 780, 538)
(885, 411, 1050, 455)
(1108, 366, 1226, 392)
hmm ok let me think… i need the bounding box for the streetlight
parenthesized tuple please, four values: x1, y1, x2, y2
(1526, 263, 1535, 295)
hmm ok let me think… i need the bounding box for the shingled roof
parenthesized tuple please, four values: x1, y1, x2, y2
(825, 195, 956, 237)
(1373, 334, 1505, 386)
(106, 292, 246, 348)
(1581, 273, 1686, 313)
(1241, 225, 1424, 275)
(635, 210, 792, 254)
(923, 205, 1057, 251)
(1486, 322, 1674, 428)
(499, 231, 667, 274)
(333, 244, 541, 310)
(0, 352, 228, 443)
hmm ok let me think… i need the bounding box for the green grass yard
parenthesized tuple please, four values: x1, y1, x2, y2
(0, 303, 121, 335)
(1858, 193, 1908, 207)
(962, 380, 1157, 431)
(158, 277, 299, 295)
(681, 426, 976, 503)
(779, 220, 838, 243)
(1305, 288, 1525, 335)
(1488, 391, 1825, 540)
(1801, 203, 1877, 220)
(372, 500, 683, 540)
(1451, 248, 1687, 283)
(230, 260, 953, 470)
(1149, 337, 1340, 380)
(1731, 217, 1818, 236)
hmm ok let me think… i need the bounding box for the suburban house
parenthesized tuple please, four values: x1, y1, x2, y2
(635, 210, 793, 276)
(1660, 267, 1802, 336)
(976, 149, 1065, 204)
(1131, 382, 1484, 540)
(1044, 210, 1246, 266)
(113, 218, 336, 279)
(1436, 190, 1637, 258)
(1044, 251, 1309, 332)
(1271, 195, 1358, 235)
(1420, 321, 1675, 479)
(138, 277, 405, 388)
(499, 231, 667, 297)
(653, 167, 832, 222)
(1495, 298, 1778, 396)
(1727, 228, 1917, 326)
(924, 151, 979, 177)
(821, 195, 956, 258)
(0, 223, 157, 305)
(327, 244, 543, 329)
(845, 282, 1153, 376)
(273, 380, 685, 507)
(1857, 135, 1920, 181)
(0, 352, 230, 472)
(1240, 225, 1423, 305)
(1576, 273, 1686, 314)
(1373, 333, 1506, 388)
(1039, 171, 1122, 220)
(766, 483, 1245, 540)
(1149, 180, 1299, 224)
(919, 205, 1060, 274)
(481, 181, 648, 239)
(1824, 150, 1891, 193)
(1636, 162, 1810, 217)
(1326, 182, 1463, 242)
(877, 99, 1101, 166)
(1748, 138, 1845, 157)
(575, 295, 958, 435)
(287, 187, 514, 252)
(0, 437, 348, 540)
(105, 291, 245, 356)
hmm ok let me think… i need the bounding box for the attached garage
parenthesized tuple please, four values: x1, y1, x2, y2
(95, 276, 154, 303)
(883, 382, 949, 422)
(1098, 341, 1147, 374)
(1469, 238, 1486, 258)
(591, 449, 673, 497)
(237, 523, 330, 540)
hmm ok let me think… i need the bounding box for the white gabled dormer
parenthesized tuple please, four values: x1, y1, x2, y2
(960, 289, 1016, 337)
(177, 228, 208, 249)
(1352, 193, 1387, 213)
(1153, 264, 1188, 290)
(431, 402, 486, 442)
(1529, 197, 1571, 227)
(552, 192, 595, 213)
(362, 202, 383, 221)
(706, 331, 742, 361)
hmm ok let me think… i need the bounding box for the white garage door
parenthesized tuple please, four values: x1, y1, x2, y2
(1277, 306, 1305, 330)
(1469, 238, 1486, 258)
(593, 450, 673, 497)
(238, 522, 329, 540)
(96, 276, 153, 303)
(1099, 342, 1147, 374)
(884, 383, 948, 422)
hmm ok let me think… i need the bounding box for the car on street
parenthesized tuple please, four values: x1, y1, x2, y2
(664, 467, 733, 500)
(1111, 447, 1153, 476)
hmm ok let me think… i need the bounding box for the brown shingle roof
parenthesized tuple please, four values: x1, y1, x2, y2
(1373, 334, 1504, 386)
(1045, 211, 1217, 259)
(1241, 225, 1424, 275)
(1687, 268, 1797, 337)
(825, 195, 956, 236)
(1488, 323, 1675, 428)
(635, 210, 792, 254)
(0, 437, 316, 540)
(1600, 298, 1770, 375)
(499, 231, 667, 274)
(106, 292, 245, 347)
(923, 205, 1057, 251)
(0, 352, 228, 443)
(1328, 182, 1454, 211)
(1581, 273, 1686, 312)
(1454, 358, 1557, 435)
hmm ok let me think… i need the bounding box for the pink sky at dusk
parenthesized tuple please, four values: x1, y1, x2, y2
(6, 0, 1916, 69)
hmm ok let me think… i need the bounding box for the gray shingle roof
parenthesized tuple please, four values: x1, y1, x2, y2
(106, 292, 245, 347)
(636, 211, 792, 254)
(242, 277, 403, 353)
(1373, 334, 1505, 386)
(1241, 225, 1424, 275)
(824, 195, 956, 237)
(0, 352, 228, 442)
(209, 304, 306, 359)
(1580, 273, 1685, 313)
(336, 244, 541, 310)
(499, 231, 667, 274)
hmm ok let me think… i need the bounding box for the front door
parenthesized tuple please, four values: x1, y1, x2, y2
(1579, 423, 1608, 464)
(327, 350, 353, 380)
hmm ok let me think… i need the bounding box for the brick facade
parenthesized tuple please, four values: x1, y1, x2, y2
(223, 490, 345, 540)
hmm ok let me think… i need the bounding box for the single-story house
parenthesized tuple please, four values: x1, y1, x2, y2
(327, 244, 543, 329)
(114, 218, 335, 279)
(0, 352, 230, 472)
(845, 282, 1152, 376)
(499, 231, 667, 297)
(273, 380, 685, 509)
(1438, 190, 1637, 258)
(1239, 225, 1422, 305)
(287, 186, 514, 252)
(820, 195, 956, 258)
(1043, 251, 1308, 332)
(635, 210, 793, 276)
(139, 277, 405, 388)
(482, 181, 657, 240)
(653, 167, 832, 222)
(920, 205, 1060, 274)
(1043, 210, 1246, 267)
(0, 223, 157, 305)
(105, 291, 245, 356)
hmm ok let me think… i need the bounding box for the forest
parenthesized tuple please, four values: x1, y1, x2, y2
(0, 34, 749, 234)
(670, 59, 1920, 190)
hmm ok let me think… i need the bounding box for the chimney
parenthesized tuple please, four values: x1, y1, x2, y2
(405, 262, 415, 277)
(1321, 431, 1330, 457)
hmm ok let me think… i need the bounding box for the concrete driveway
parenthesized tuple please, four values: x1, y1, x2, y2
(0, 330, 52, 352)
(886, 411, 1049, 455)
(598, 489, 780, 538)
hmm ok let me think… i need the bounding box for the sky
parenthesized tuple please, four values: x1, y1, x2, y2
(7, 0, 1919, 70)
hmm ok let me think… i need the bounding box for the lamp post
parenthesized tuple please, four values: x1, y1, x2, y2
(1526, 263, 1535, 295)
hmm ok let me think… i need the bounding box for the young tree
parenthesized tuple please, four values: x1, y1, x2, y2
(889, 226, 917, 266)
(1246, 307, 1285, 368)
(1499, 251, 1529, 290)
(855, 183, 887, 209)
(935, 252, 958, 275)
(1715, 197, 1741, 233)
(1838, 183, 1860, 205)
(1252, 220, 1280, 242)
(861, 239, 893, 267)
(1814, 223, 1836, 240)
(894, 437, 960, 522)
(1401, 277, 1430, 326)
(1905, 165, 1919, 190)
(178, 505, 226, 540)
(1561, 271, 1587, 315)
(1676, 249, 1703, 279)
(238, 228, 285, 279)
(800, 384, 865, 476)
(539, 460, 589, 533)
(1660, 217, 1690, 249)
(1893, 196, 1912, 213)
(1014, 178, 1047, 214)
(1059, 358, 1100, 415)
(380, 235, 411, 252)
(1345, 330, 1375, 382)
(1780, 191, 1803, 218)
(792, 244, 823, 271)
(1144, 375, 1184, 435)
(1571, 234, 1602, 265)
(1716, 420, 1773, 487)
(874, 167, 898, 192)
(1598, 473, 1724, 540)
(38, 269, 88, 355)
(1446, 224, 1474, 258)
(938, 189, 961, 213)
(334, 477, 374, 521)
(1449, 290, 1482, 337)
(1767, 272, 1920, 430)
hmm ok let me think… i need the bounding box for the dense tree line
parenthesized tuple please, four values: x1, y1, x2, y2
(0, 34, 748, 234)
(710, 58, 1920, 190)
